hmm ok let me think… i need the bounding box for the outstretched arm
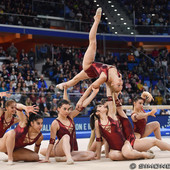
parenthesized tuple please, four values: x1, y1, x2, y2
(70, 87, 99, 119)
(131, 109, 157, 122)
(16, 103, 39, 116)
(76, 73, 106, 109)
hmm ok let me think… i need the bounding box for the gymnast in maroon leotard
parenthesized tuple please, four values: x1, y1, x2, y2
(0, 112, 43, 164)
(40, 99, 95, 165)
(0, 98, 39, 139)
(131, 92, 161, 140)
(98, 116, 125, 151)
(0, 112, 15, 138)
(56, 8, 123, 112)
(55, 116, 78, 151)
(14, 123, 42, 150)
(131, 112, 147, 137)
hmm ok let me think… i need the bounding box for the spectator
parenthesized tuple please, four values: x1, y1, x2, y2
(156, 80, 165, 94)
(38, 75, 48, 89)
(27, 48, 35, 68)
(152, 85, 160, 97)
(155, 92, 164, 105)
(49, 106, 58, 117)
(7, 42, 18, 59)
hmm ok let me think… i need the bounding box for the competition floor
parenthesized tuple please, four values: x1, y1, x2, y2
(1, 137, 170, 170)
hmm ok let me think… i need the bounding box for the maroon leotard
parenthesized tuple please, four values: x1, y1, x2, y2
(117, 115, 135, 147)
(14, 124, 42, 149)
(56, 116, 78, 151)
(0, 112, 14, 138)
(131, 110, 147, 137)
(98, 116, 125, 151)
(85, 62, 115, 81)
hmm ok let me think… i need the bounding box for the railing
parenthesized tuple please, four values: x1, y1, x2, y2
(0, 12, 170, 35)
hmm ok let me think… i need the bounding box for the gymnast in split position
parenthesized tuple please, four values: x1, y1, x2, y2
(56, 7, 123, 109)
(131, 91, 161, 140)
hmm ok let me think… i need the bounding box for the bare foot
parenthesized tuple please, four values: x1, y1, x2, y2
(7, 160, 14, 165)
(56, 82, 66, 90)
(66, 158, 74, 165)
(94, 8, 102, 22)
(144, 152, 155, 159)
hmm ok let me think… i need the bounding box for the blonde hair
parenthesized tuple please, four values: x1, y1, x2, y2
(5, 100, 16, 108)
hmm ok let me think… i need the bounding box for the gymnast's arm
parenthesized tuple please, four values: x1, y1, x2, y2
(34, 134, 43, 153)
(70, 87, 99, 119)
(131, 109, 157, 122)
(95, 120, 102, 160)
(76, 72, 107, 108)
(105, 82, 116, 118)
(42, 121, 58, 162)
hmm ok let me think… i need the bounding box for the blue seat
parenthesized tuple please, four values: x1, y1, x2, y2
(152, 80, 158, 88)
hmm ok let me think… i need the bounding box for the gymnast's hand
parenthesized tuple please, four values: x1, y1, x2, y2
(149, 108, 157, 117)
(142, 91, 154, 102)
(25, 105, 39, 116)
(76, 100, 83, 111)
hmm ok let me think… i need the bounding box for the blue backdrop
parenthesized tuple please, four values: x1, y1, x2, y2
(8, 115, 170, 140)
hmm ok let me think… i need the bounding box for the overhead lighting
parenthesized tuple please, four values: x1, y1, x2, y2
(131, 32, 134, 34)
(124, 22, 127, 25)
(117, 13, 120, 16)
(108, 1, 111, 3)
(115, 32, 118, 34)
(152, 14, 155, 16)
(111, 5, 114, 7)
(112, 27, 114, 29)
(127, 27, 130, 30)
(94, 0, 96, 2)
(103, 13, 105, 15)
(105, 17, 108, 20)
(108, 22, 111, 24)
(120, 18, 124, 20)
(114, 9, 117, 11)
(96, 4, 99, 6)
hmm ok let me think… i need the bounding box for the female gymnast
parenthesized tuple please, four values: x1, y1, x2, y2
(89, 84, 154, 160)
(56, 8, 123, 107)
(131, 91, 161, 139)
(40, 86, 98, 164)
(89, 83, 170, 160)
(0, 92, 39, 138)
(0, 107, 42, 165)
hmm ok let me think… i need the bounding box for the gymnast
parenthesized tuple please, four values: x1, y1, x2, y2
(86, 83, 170, 160)
(39, 86, 98, 164)
(131, 91, 161, 139)
(0, 92, 39, 138)
(0, 106, 42, 165)
(56, 8, 123, 109)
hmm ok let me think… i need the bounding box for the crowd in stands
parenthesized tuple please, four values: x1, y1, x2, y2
(0, 0, 109, 33)
(0, 43, 169, 117)
(120, 0, 170, 35)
